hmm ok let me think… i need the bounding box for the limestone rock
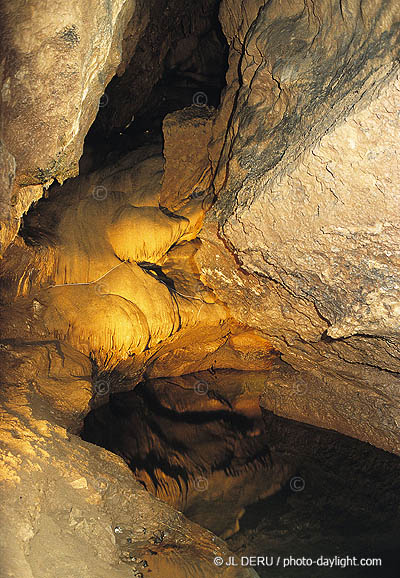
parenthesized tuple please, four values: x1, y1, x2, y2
(0, 147, 272, 378)
(0, 0, 149, 254)
(161, 106, 215, 209)
(196, 0, 400, 453)
(0, 347, 256, 577)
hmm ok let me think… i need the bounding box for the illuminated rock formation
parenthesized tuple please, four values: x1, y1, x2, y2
(0, 0, 151, 254)
(0, 0, 399, 576)
(0, 345, 257, 578)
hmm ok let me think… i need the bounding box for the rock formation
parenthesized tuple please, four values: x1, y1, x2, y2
(0, 0, 399, 576)
(83, 370, 293, 539)
(197, 0, 400, 454)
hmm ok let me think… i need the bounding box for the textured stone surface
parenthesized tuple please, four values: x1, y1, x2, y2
(195, 0, 400, 454)
(210, 0, 400, 198)
(0, 345, 257, 578)
(1, 0, 400, 574)
(0, 142, 17, 254)
(0, 145, 274, 379)
(219, 74, 400, 341)
(0, 0, 149, 254)
(160, 106, 215, 209)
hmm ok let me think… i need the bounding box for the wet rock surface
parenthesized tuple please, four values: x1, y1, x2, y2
(82, 370, 293, 539)
(1, 0, 400, 576)
(0, 133, 272, 577)
(227, 410, 400, 578)
(82, 371, 400, 577)
(196, 0, 400, 454)
(0, 144, 274, 378)
(0, 345, 259, 578)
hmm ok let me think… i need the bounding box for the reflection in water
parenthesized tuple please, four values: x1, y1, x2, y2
(83, 370, 292, 537)
(82, 370, 400, 576)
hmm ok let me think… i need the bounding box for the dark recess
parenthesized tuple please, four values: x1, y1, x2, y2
(81, 0, 228, 173)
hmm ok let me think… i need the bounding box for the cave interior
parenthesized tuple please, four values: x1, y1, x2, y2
(0, 1, 399, 577)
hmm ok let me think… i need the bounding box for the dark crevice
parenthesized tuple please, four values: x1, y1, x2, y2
(81, 0, 228, 174)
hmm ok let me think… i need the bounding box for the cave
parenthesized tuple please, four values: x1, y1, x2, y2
(0, 1, 399, 577)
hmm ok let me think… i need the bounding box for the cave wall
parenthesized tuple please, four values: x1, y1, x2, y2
(196, 0, 400, 453)
(0, 139, 275, 383)
(0, 343, 258, 578)
(0, 2, 265, 576)
(1, 0, 400, 575)
(0, 0, 150, 255)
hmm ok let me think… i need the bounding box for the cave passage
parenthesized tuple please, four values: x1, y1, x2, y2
(82, 370, 400, 578)
(1, 0, 400, 576)
(81, 0, 228, 173)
